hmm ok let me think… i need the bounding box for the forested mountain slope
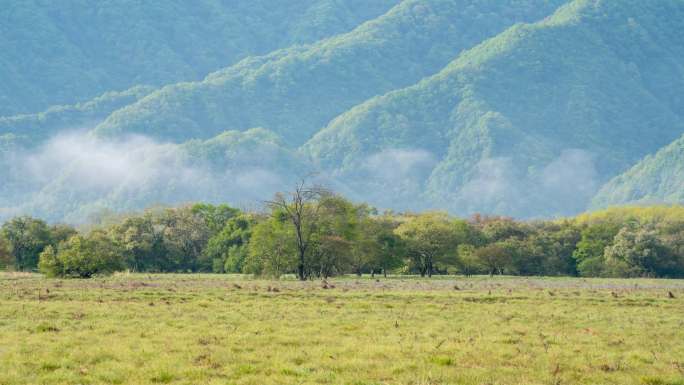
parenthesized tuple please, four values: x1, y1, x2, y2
(0, 86, 156, 146)
(0, 0, 398, 116)
(3, 0, 684, 222)
(591, 134, 684, 208)
(304, 0, 684, 216)
(91, 0, 567, 145)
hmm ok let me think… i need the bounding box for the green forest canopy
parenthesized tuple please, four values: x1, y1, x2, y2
(2, 188, 683, 279)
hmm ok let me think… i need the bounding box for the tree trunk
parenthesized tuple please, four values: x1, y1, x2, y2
(383, 269, 387, 278)
(297, 249, 306, 281)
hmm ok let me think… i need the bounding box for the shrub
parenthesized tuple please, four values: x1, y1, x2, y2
(38, 231, 124, 278)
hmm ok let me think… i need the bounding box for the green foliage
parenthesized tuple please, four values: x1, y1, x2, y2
(203, 214, 254, 273)
(5, 193, 684, 279)
(359, 215, 405, 277)
(0, 86, 156, 144)
(592, 134, 684, 208)
(38, 231, 124, 278)
(603, 223, 676, 278)
(304, 0, 684, 217)
(573, 205, 684, 225)
(107, 204, 241, 273)
(394, 212, 466, 277)
(1, 217, 51, 271)
(108, 215, 160, 272)
(310, 196, 359, 278)
(0, 0, 398, 116)
(3, 0, 684, 221)
(90, 0, 566, 144)
(474, 243, 509, 276)
(191, 203, 240, 234)
(5, 0, 684, 220)
(573, 222, 620, 277)
(455, 244, 481, 276)
(245, 218, 296, 278)
(0, 235, 12, 269)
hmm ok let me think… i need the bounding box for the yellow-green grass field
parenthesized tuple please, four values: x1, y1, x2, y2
(1, 273, 683, 385)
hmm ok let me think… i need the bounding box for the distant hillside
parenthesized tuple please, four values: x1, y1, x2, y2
(0, 0, 398, 116)
(0, 86, 156, 145)
(91, 0, 567, 145)
(3, 0, 684, 222)
(304, 0, 684, 217)
(591, 134, 684, 208)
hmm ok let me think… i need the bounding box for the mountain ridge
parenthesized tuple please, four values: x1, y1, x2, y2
(0, 0, 400, 116)
(3, 0, 684, 222)
(90, 0, 568, 145)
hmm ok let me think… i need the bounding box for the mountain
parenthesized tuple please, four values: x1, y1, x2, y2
(90, 0, 567, 145)
(591, 134, 684, 208)
(304, 0, 684, 217)
(0, 0, 399, 116)
(0, 85, 156, 146)
(3, 0, 684, 222)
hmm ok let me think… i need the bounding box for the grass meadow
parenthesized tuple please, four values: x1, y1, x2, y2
(1, 273, 683, 385)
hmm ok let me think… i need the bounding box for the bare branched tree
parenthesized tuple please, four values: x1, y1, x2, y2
(265, 177, 329, 280)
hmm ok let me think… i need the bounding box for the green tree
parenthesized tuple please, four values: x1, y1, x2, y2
(109, 215, 157, 272)
(456, 244, 481, 276)
(191, 203, 240, 234)
(537, 221, 581, 276)
(475, 244, 509, 276)
(159, 206, 211, 272)
(48, 224, 78, 246)
(0, 235, 12, 269)
(245, 218, 296, 278)
(38, 231, 125, 278)
(203, 214, 255, 273)
(394, 212, 464, 277)
(362, 216, 405, 277)
(313, 235, 353, 279)
(657, 220, 684, 277)
(313, 195, 359, 277)
(266, 180, 329, 280)
(1, 216, 51, 270)
(480, 218, 529, 243)
(604, 222, 672, 277)
(573, 222, 621, 277)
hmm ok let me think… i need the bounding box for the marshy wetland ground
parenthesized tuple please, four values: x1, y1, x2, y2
(1, 273, 683, 385)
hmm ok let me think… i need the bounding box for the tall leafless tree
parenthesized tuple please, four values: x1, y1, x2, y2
(266, 178, 328, 280)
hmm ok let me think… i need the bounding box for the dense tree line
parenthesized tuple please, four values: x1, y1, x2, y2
(1, 185, 684, 279)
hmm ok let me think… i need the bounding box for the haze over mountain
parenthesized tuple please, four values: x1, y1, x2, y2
(2, 0, 684, 222)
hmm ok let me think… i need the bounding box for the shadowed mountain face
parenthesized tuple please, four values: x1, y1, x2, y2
(2, 0, 684, 222)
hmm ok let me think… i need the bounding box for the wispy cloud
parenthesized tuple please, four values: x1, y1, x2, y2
(0, 132, 292, 222)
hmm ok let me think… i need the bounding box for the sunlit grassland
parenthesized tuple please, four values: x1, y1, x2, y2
(1, 273, 683, 385)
